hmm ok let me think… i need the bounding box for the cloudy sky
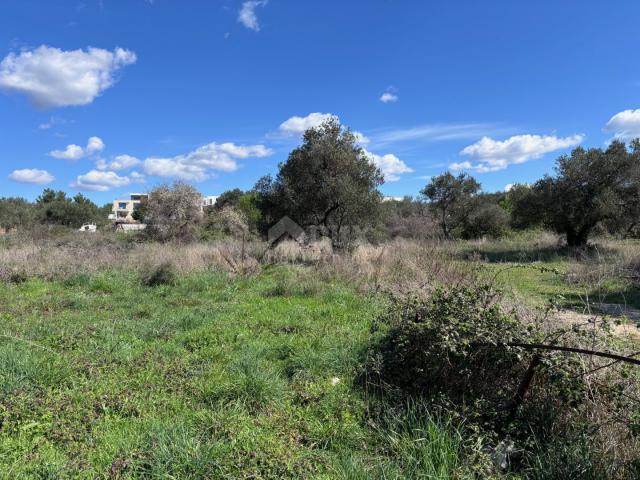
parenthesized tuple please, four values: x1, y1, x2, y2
(1, 0, 640, 203)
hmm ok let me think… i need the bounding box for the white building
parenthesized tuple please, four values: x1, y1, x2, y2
(108, 193, 148, 222)
(109, 193, 218, 222)
(201, 196, 218, 210)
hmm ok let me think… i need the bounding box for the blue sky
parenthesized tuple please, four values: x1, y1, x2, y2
(1, 0, 640, 204)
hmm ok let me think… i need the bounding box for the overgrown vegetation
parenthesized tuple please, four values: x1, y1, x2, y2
(2, 121, 640, 477)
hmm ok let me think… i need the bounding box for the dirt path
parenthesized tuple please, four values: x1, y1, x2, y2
(557, 303, 640, 339)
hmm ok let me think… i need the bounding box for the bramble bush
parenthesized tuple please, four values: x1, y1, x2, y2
(364, 284, 640, 476)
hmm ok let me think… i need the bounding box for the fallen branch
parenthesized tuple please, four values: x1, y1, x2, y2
(505, 342, 640, 366)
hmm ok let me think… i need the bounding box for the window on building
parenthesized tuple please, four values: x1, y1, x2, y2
(118, 202, 128, 210)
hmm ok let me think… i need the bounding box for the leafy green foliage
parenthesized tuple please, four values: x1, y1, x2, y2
(257, 118, 384, 248)
(368, 285, 531, 405)
(35, 189, 104, 228)
(0, 197, 35, 230)
(421, 172, 480, 239)
(512, 140, 640, 246)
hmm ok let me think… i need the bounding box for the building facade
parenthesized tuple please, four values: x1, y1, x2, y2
(108, 193, 148, 222)
(109, 193, 218, 222)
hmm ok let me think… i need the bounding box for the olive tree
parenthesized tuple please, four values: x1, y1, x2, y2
(515, 141, 640, 247)
(146, 182, 203, 242)
(420, 172, 480, 239)
(260, 118, 384, 247)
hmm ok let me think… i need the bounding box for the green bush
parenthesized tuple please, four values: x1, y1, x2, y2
(139, 262, 177, 287)
(460, 203, 510, 239)
(367, 285, 531, 406)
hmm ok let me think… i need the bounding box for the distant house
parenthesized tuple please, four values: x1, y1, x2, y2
(108, 193, 218, 222)
(201, 196, 218, 211)
(108, 193, 148, 222)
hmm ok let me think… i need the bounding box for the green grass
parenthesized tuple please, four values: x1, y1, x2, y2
(0, 267, 474, 479)
(481, 261, 640, 311)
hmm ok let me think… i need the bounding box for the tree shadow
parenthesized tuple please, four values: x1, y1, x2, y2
(459, 243, 618, 264)
(559, 286, 640, 313)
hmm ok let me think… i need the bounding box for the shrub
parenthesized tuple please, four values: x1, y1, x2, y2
(460, 203, 510, 239)
(139, 262, 177, 287)
(367, 285, 532, 406)
(365, 284, 640, 476)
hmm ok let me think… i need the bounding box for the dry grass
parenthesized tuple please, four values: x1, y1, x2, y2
(0, 232, 476, 293)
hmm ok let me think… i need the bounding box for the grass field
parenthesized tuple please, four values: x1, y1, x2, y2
(2, 234, 640, 478)
(0, 266, 478, 479)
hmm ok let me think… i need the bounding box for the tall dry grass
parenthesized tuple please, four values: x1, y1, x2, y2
(0, 231, 476, 293)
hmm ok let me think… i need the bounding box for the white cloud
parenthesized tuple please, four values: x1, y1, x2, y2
(604, 109, 640, 142)
(238, 1, 267, 31)
(9, 168, 54, 185)
(143, 158, 208, 182)
(50, 136, 105, 160)
(380, 92, 398, 103)
(216, 142, 272, 158)
(453, 134, 584, 173)
(143, 142, 273, 181)
(50, 143, 85, 160)
(373, 123, 512, 145)
(353, 131, 370, 144)
(86, 136, 105, 153)
(279, 112, 337, 135)
(0, 46, 136, 108)
(363, 148, 413, 182)
(504, 183, 514, 192)
(72, 169, 140, 192)
(279, 112, 368, 142)
(97, 154, 140, 171)
(38, 115, 65, 130)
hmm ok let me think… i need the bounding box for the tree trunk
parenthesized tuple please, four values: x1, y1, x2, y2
(566, 226, 590, 247)
(441, 210, 450, 240)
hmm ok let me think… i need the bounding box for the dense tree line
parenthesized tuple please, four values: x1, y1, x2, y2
(2, 120, 639, 248)
(0, 189, 109, 230)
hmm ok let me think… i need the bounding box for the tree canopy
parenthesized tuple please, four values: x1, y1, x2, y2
(258, 118, 384, 247)
(420, 172, 480, 239)
(512, 140, 640, 246)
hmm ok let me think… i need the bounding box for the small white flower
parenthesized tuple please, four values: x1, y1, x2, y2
(331, 377, 341, 386)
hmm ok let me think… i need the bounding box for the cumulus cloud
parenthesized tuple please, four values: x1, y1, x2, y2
(238, 1, 267, 31)
(279, 112, 336, 135)
(143, 142, 273, 181)
(504, 183, 514, 192)
(353, 131, 370, 144)
(96, 154, 140, 171)
(0, 46, 136, 108)
(380, 92, 398, 103)
(379, 86, 399, 103)
(604, 109, 640, 142)
(452, 134, 584, 173)
(279, 112, 369, 142)
(49, 136, 105, 160)
(72, 169, 143, 192)
(363, 148, 413, 182)
(8, 168, 54, 185)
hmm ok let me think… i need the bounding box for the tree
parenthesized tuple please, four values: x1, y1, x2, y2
(131, 198, 148, 222)
(214, 189, 243, 211)
(145, 182, 203, 242)
(460, 198, 510, 239)
(420, 172, 480, 239)
(0, 197, 35, 230)
(35, 189, 103, 228)
(259, 118, 384, 247)
(516, 141, 640, 247)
